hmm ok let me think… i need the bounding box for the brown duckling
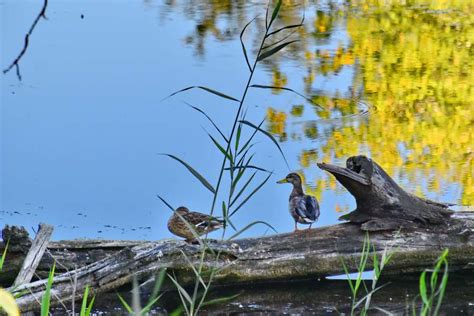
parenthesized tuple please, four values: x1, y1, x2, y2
(167, 206, 224, 242)
(277, 172, 320, 232)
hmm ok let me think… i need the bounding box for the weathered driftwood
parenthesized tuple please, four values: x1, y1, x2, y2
(317, 155, 454, 231)
(2, 214, 473, 312)
(12, 224, 53, 288)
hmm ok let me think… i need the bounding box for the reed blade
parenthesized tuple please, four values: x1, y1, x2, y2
(240, 17, 257, 72)
(161, 154, 216, 194)
(268, 0, 282, 29)
(257, 40, 298, 62)
(185, 102, 229, 143)
(227, 221, 277, 240)
(250, 84, 324, 109)
(239, 120, 289, 168)
(165, 86, 239, 102)
(156, 195, 175, 212)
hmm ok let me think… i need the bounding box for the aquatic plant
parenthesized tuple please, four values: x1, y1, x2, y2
(40, 262, 55, 316)
(414, 249, 449, 316)
(0, 239, 8, 272)
(79, 285, 96, 316)
(340, 233, 394, 316)
(117, 269, 166, 315)
(0, 241, 21, 316)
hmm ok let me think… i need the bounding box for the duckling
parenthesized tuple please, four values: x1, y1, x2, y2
(277, 173, 320, 232)
(167, 206, 224, 242)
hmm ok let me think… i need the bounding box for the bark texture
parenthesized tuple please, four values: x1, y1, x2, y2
(317, 155, 454, 230)
(1, 214, 473, 312)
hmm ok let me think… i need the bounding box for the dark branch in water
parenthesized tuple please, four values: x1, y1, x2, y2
(2, 0, 48, 81)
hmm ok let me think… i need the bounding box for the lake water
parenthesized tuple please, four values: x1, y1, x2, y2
(2, 0, 473, 241)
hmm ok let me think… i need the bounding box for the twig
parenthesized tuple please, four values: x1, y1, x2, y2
(2, 0, 48, 81)
(13, 224, 53, 287)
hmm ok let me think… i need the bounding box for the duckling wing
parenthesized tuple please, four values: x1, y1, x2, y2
(188, 212, 224, 230)
(304, 195, 320, 221)
(294, 195, 319, 222)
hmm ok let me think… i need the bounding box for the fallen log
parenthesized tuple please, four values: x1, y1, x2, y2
(2, 213, 473, 312)
(317, 155, 454, 231)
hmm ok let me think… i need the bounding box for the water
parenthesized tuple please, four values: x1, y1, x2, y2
(1, 0, 473, 241)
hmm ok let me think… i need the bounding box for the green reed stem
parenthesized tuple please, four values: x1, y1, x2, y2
(208, 21, 270, 220)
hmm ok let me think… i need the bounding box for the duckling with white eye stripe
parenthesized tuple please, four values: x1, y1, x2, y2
(277, 173, 320, 232)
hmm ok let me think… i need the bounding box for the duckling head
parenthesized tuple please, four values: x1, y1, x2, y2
(175, 206, 190, 215)
(276, 172, 302, 186)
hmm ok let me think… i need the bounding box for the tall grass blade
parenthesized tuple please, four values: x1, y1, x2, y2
(353, 282, 391, 309)
(226, 165, 271, 173)
(263, 27, 299, 50)
(141, 294, 164, 314)
(168, 273, 193, 305)
(419, 271, 429, 306)
(150, 268, 167, 302)
(80, 285, 90, 316)
(240, 17, 257, 72)
(131, 276, 142, 315)
(201, 293, 241, 307)
(239, 120, 289, 168)
(250, 84, 324, 109)
(85, 296, 95, 316)
(0, 239, 8, 271)
(237, 118, 265, 156)
(41, 262, 55, 316)
(228, 221, 277, 240)
(235, 124, 242, 154)
(161, 154, 216, 193)
(208, 133, 233, 163)
(268, 0, 282, 28)
(186, 102, 229, 143)
(433, 250, 449, 316)
(116, 293, 133, 313)
(257, 40, 298, 62)
(230, 172, 273, 216)
(230, 171, 257, 208)
(222, 201, 236, 230)
(156, 195, 174, 212)
(178, 250, 208, 291)
(372, 307, 396, 316)
(165, 86, 239, 102)
(340, 258, 355, 294)
(266, 9, 304, 38)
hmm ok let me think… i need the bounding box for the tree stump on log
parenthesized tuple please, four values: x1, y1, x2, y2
(317, 155, 454, 231)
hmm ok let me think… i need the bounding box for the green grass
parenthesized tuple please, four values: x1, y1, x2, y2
(0, 239, 9, 272)
(414, 249, 449, 316)
(41, 261, 55, 316)
(117, 269, 166, 315)
(341, 233, 393, 316)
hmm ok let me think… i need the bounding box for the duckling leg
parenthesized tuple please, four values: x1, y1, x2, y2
(308, 223, 313, 230)
(185, 238, 200, 244)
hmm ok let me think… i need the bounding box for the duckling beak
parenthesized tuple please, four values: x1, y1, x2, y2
(276, 178, 288, 184)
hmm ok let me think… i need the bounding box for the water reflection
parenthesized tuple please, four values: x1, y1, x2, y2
(159, 0, 473, 205)
(1, 0, 472, 240)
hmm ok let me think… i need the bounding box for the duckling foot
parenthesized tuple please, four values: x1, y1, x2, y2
(185, 238, 200, 245)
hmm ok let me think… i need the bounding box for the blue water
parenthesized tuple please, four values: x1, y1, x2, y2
(1, 0, 464, 241)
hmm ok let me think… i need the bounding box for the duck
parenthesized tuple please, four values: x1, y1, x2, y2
(277, 172, 320, 232)
(167, 206, 224, 242)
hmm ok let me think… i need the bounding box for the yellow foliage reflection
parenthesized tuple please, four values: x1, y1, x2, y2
(162, 0, 473, 205)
